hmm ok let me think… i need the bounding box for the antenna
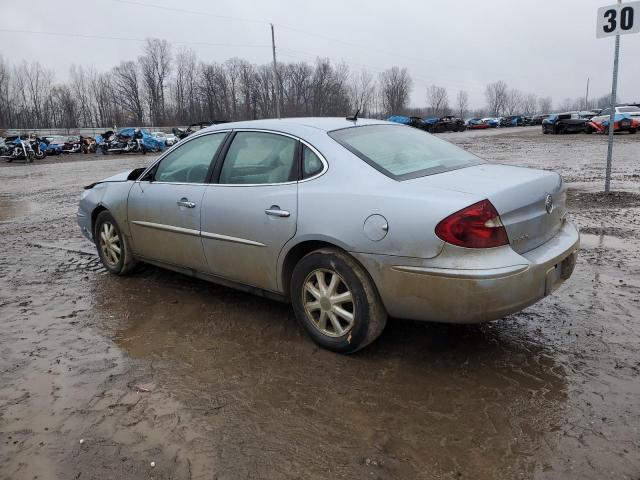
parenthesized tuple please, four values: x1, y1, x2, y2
(346, 108, 360, 121)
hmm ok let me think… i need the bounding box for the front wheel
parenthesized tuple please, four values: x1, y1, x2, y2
(94, 211, 137, 275)
(34, 150, 45, 160)
(290, 248, 387, 353)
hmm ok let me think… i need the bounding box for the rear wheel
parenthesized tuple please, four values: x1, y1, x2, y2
(629, 128, 637, 134)
(94, 211, 137, 275)
(291, 248, 387, 353)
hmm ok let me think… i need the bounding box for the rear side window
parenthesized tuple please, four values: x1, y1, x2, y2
(219, 132, 297, 184)
(329, 124, 483, 181)
(302, 145, 324, 179)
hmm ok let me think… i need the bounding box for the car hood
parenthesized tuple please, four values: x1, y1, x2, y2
(84, 169, 136, 189)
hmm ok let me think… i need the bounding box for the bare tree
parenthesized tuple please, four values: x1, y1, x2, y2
(172, 48, 198, 124)
(349, 70, 376, 116)
(485, 81, 508, 117)
(379, 66, 412, 115)
(140, 38, 172, 125)
(112, 61, 145, 124)
(426, 85, 449, 116)
(521, 93, 538, 116)
(456, 90, 469, 119)
(538, 96, 553, 114)
(505, 88, 523, 115)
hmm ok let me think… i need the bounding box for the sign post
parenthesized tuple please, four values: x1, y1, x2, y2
(596, 0, 640, 192)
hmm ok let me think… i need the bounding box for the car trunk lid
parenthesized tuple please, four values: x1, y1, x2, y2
(409, 163, 566, 253)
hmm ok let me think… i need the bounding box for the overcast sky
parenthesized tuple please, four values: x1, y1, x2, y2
(1, 0, 639, 109)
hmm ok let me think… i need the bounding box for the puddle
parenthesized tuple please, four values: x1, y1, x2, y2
(0, 198, 35, 221)
(580, 233, 637, 250)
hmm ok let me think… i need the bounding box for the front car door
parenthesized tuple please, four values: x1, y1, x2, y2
(200, 130, 300, 292)
(127, 132, 228, 270)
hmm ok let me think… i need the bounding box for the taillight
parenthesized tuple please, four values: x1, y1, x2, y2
(435, 199, 509, 248)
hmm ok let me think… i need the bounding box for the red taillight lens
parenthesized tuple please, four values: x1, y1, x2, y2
(435, 199, 509, 248)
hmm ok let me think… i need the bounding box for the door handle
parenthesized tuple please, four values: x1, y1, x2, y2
(265, 205, 290, 218)
(177, 197, 196, 208)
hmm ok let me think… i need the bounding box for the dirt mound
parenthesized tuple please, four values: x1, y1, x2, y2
(567, 190, 640, 209)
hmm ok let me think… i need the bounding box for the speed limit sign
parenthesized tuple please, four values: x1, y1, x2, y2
(597, 1, 640, 38)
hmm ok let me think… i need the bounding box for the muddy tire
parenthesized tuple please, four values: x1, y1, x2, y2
(290, 248, 387, 354)
(94, 211, 137, 275)
(629, 128, 636, 134)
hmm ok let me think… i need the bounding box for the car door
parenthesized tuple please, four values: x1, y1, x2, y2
(127, 132, 228, 270)
(200, 130, 300, 292)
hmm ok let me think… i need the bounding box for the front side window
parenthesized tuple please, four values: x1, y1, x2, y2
(219, 132, 297, 184)
(329, 124, 483, 181)
(153, 133, 226, 183)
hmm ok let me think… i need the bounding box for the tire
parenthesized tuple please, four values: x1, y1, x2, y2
(290, 248, 387, 354)
(34, 151, 45, 160)
(585, 126, 593, 134)
(94, 211, 137, 275)
(629, 128, 636, 134)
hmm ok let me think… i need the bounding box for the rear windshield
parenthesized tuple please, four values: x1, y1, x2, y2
(618, 106, 640, 113)
(329, 124, 483, 180)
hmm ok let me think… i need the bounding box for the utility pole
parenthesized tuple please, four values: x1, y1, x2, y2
(270, 23, 281, 119)
(585, 77, 590, 110)
(604, 0, 622, 193)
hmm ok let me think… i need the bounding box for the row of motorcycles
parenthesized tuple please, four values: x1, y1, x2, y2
(1, 128, 165, 163)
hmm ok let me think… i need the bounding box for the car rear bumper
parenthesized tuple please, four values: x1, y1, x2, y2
(353, 220, 579, 324)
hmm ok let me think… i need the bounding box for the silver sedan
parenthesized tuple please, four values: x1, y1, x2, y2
(78, 118, 579, 353)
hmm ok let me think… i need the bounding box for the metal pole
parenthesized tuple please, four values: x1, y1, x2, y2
(605, 0, 622, 193)
(270, 23, 281, 119)
(585, 77, 590, 110)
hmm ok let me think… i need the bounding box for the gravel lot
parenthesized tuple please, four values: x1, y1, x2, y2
(1, 127, 639, 479)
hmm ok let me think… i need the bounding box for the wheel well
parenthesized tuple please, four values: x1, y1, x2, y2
(281, 240, 341, 299)
(91, 205, 107, 237)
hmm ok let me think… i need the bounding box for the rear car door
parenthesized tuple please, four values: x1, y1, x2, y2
(200, 130, 299, 292)
(127, 132, 228, 270)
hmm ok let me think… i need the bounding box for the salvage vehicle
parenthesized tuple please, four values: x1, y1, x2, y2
(542, 112, 593, 134)
(151, 131, 177, 147)
(465, 118, 489, 130)
(482, 117, 501, 128)
(585, 113, 639, 134)
(78, 117, 579, 353)
(45, 135, 67, 155)
(386, 115, 430, 131)
(173, 121, 226, 140)
(100, 128, 164, 154)
(435, 116, 466, 132)
(589, 105, 640, 126)
(531, 114, 549, 126)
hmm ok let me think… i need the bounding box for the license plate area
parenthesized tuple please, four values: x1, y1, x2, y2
(545, 251, 577, 295)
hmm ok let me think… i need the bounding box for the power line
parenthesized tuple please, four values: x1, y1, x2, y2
(0, 28, 270, 50)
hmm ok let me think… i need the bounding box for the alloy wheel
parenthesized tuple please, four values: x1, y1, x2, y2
(99, 221, 121, 268)
(303, 269, 355, 337)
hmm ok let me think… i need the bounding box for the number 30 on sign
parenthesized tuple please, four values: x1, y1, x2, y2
(597, 1, 640, 38)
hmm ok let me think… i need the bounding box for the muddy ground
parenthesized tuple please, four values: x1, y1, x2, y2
(1, 127, 639, 480)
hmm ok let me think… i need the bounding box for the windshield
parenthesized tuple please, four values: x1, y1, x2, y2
(329, 124, 484, 180)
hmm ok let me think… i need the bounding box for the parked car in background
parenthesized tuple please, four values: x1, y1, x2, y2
(151, 131, 177, 148)
(482, 117, 501, 128)
(387, 115, 430, 132)
(585, 113, 639, 134)
(542, 111, 594, 134)
(465, 118, 489, 130)
(436, 115, 466, 132)
(45, 135, 66, 155)
(531, 114, 549, 125)
(77, 117, 578, 353)
(501, 115, 525, 127)
(589, 105, 640, 126)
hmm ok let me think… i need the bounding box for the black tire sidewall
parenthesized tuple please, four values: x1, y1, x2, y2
(291, 251, 371, 353)
(95, 211, 126, 274)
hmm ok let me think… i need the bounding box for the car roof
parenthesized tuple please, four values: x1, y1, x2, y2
(202, 117, 389, 134)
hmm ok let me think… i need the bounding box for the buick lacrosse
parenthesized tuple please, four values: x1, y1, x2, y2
(78, 118, 579, 353)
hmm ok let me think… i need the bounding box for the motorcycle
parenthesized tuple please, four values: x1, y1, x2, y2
(30, 135, 47, 160)
(2, 135, 35, 163)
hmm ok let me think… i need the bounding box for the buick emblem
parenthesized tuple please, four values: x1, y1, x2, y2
(544, 194, 554, 214)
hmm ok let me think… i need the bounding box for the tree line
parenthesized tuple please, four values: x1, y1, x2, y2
(0, 38, 614, 131)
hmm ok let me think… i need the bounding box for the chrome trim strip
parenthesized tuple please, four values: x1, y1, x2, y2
(391, 264, 530, 280)
(200, 230, 266, 247)
(131, 220, 200, 237)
